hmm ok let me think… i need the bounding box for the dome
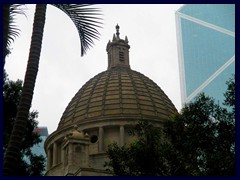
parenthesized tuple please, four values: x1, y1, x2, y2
(45, 25, 178, 176)
(57, 25, 177, 131)
(58, 66, 177, 130)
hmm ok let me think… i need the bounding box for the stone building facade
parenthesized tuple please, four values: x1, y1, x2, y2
(44, 25, 177, 176)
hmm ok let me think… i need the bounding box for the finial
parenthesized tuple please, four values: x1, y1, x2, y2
(116, 24, 120, 38)
(125, 36, 128, 43)
(73, 124, 78, 130)
(112, 34, 117, 42)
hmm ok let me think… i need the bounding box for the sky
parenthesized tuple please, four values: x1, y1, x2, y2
(5, 4, 183, 134)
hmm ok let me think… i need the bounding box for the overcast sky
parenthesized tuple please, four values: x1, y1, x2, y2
(5, 4, 183, 134)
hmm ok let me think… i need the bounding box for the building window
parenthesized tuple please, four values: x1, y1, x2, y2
(119, 51, 124, 61)
(90, 135, 98, 143)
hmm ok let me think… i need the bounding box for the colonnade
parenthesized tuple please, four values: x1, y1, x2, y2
(46, 125, 126, 171)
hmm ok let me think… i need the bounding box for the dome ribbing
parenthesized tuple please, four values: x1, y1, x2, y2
(57, 25, 177, 130)
(57, 67, 177, 130)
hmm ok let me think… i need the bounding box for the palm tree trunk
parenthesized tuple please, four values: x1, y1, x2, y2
(3, 4, 47, 176)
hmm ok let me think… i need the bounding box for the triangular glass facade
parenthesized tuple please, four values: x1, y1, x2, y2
(176, 4, 235, 106)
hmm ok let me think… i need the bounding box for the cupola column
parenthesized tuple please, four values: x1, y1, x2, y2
(68, 143, 73, 165)
(98, 127, 104, 152)
(47, 147, 52, 170)
(120, 125, 125, 146)
(61, 146, 65, 165)
(53, 142, 58, 166)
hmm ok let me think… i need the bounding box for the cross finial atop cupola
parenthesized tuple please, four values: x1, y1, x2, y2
(106, 25, 131, 70)
(116, 24, 120, 38)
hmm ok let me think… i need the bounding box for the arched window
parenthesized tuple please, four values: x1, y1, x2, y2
(119, 51, 124, 61)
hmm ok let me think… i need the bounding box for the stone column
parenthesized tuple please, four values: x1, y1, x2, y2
(47, 148, 52, 170)
(68, 143, 73, 165)
(61, 147, 65, 166)
(53, 142, 58, 166)
(99, 127, 104, 152)
(120, 125, 125, 146)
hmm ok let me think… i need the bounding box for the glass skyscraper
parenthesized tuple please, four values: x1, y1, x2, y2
(22, 127, 49, 174)
(32, 127, 49, 173)
(175, 4, 235, 106)
(32, 127, 49, 158)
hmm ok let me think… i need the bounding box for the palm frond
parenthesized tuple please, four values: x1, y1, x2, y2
(3, 4, 26, 58)
(51, 4, 103, 56)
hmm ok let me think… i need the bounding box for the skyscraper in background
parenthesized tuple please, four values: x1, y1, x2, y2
(22, 126, 49, 174)
(32, 127, 48, 156)
(32, 127, 49, 172)
(175, 4, 235, 106)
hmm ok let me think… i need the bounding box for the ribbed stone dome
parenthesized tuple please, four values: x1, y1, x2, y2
(45, 25, 179, 176)
(57, 67, 177, 130)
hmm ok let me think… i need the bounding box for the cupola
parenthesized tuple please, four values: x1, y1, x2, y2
(106, 24, 130, 69)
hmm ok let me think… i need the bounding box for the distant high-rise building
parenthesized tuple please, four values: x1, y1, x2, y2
(32, 127, 49, 172)
(22, 126, 49, 174)
(32, 127, 48, 156)
(176, 4, 235, 105)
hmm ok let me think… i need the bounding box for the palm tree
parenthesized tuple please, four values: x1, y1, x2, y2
(3, 4, 25, 66)
(3, 4, 102, 175)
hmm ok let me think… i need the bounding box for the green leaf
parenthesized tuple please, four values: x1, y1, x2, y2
(51, 4, 103, 56)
